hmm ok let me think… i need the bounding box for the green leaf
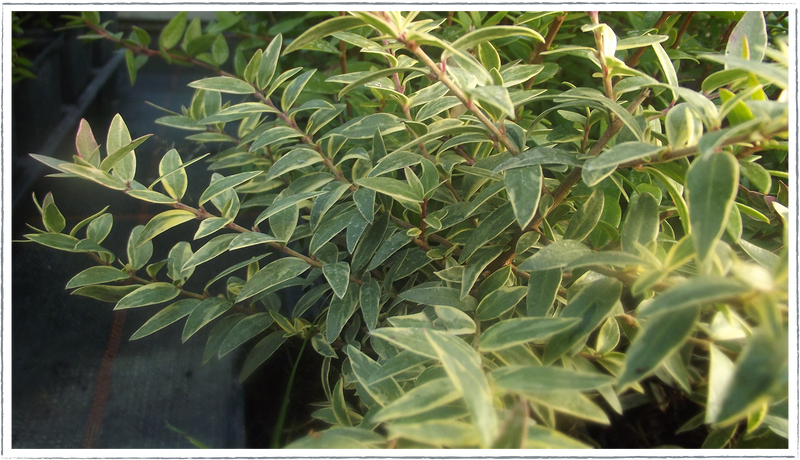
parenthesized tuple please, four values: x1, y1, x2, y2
(518, 240, 591, 272)
(617, 306, 700, 390)
(479, 317, 580, 352)
(565, 251, 646, 271)
(637, 276, 751, 318)
(387, 420, 480, 448)
(130, 299, 200, 340)
(666, 103, 703, 149)
(356, 177, 422, 203)
(582, 142, 664, 186)
(526, 268, 561, 316)
(686, 152, 739, 263)
(282, 16, 364, 55)
(493, 147, 581, 173)
(467, 85, 515, 119)
(555, 88, 643, 141)
(281, 69, 316, 112)
(564, 187, 604, 241)
(211, 33, 229, 65)
(616, 34, 668, 50)
(526, 425, 592, 449)
(739, 159, 771, 194)
(416, 96, 461, 121)
(476, 286, 527, 320)
(337, 66, 426, 99)
(75, 119, 100, 167)
(373, 378, 459, 423)
(114, 282, 180, 310)
(255, 34, 282, 90)
(621, 192, 659, 254)
(370, 327, 438, 360)
(360, 279, 381, 331)
(460, 202, 516, 263)
(126, 189, 175, 204)
(42, 197, 66, 233)
(451, 25, 543, 52)
(155, 115, 205, 131)
(460, 246, 503, 300)
(66, 266, 129, 289)
(159, 11, 187, 50)
(218, 312, 274, 357)
(177, 239, 235, 280)
(309, 208, 358, 254)
(367, 232, 412, 271)
(326, 283, 360, 343)
(493, 365, 615, 392)
(71, 284, 142, 303)
(710, 330, 786, 424)
(323, 262, 350, 299)
(198, 171, 262, 205)
(332, 378, 352, 426)
(56, 163, 127, 191)
(127, 225, 153, 271)
(86, 213, 113, 244)
(264, 148, 323, 182)
(200, 102, 279, 124)
(345, 345, 404, 406)
(425, 330, 497, 447)
(284, 427, 385, 449)
(100, 134, 152, 174)
(354, 188, 375, 223)
(543, 278, 622, 364)
(400, 286, 477, 312)
(23, 232, 79, 252)
(188, 76, 254, 94)
(239, 331, 287, 383)
(254, 191, 324, 227)
(434, 305, 476, 335)
(249, 126, 304, 153)
(237, 257, 310, 302)
(182, 297, 231, 342)
(505, 165, 542, 230)
(652, 42, 678, 97)
(327, 113, 405, 139)
(522, 390, 610, 425)
(203, 314, 246, 363)
(137, 210, 196, 247)
(726, 11, 767, 64)
(310, 182, 351, 230)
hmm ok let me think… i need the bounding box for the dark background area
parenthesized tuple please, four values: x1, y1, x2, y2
(10, 13, 325, 448)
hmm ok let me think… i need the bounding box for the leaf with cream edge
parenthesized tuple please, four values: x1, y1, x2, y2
(236, 258, 310, 302)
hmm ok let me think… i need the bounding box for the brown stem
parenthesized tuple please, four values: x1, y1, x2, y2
(671, 12, 697, 49)
(399, 38, 520, 156)
(625, 12, 673, 68)
(528, 14, 565, 65)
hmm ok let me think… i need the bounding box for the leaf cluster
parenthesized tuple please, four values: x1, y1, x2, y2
(23, 10, 790, 449)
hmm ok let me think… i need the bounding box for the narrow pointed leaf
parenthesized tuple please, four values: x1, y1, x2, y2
(131, 299, 200, 340)
(218, 312, 274, 357)
(182, 297, 231, 342)
(237, 257, 310, 302)
(493, 365, 615, 392)
(543, 278, 622, 364)
(66, 266, 129, 289)
(115, 282, 180, 310)
(686, 151, 739, 262)
(188, 76, 254, 94)
(426, 329, 497, 448)
(518, 240, 591, 272)
(480, 317, 580, 352)
(239, 331, 287, 383)
(323, 262, 350, 299)
(638, 276, 751, 318)
(326, 283, 359, 343)
(137, 210, 196, 247)
(505, 165, 541, 230)
(618, 306, 700, 390)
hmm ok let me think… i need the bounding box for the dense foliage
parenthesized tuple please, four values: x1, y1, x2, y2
(21, 11, 790, 448)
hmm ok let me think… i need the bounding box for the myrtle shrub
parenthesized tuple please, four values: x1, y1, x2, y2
(22, 11, 790, 448)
